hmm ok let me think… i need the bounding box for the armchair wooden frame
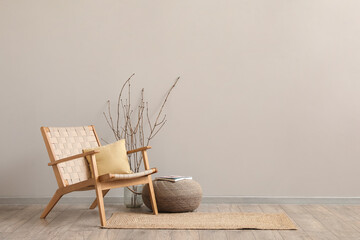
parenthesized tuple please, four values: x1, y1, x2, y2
(40, 126, 158, 227)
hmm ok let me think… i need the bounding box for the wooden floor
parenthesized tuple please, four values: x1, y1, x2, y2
(1, 203, 360, 239)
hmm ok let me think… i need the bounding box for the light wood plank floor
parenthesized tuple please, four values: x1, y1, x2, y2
(1, 203, 360, 240)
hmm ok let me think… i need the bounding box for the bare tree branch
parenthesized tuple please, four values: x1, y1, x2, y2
(117, 73, 135, 136)
(148, 120, 167, 142)
(103, 111, 118, 140)
(146, 77, 180, 145)
(104, 74, 180, 172)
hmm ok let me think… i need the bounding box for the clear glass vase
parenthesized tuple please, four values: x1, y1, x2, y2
(124, 185, 144, 208)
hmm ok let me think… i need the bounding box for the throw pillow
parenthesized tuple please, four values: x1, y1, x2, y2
(83, 139, 132, 176)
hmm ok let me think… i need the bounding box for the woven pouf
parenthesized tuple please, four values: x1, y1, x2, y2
(142, 179, 202, 213)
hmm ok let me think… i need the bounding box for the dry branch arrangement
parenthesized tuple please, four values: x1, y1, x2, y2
(104, 73, 180, 173)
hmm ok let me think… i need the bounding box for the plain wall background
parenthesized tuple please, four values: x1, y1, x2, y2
(1, 0, 360, 198)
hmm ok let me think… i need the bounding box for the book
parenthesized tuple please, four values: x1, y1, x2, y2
(155, 175, 192, 182)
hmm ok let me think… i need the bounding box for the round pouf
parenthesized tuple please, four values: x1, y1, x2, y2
(142, 179, 202, 213)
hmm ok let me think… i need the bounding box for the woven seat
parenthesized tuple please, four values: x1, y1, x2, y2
(40, 125, 158, 227)
(99, 168, 157, 182)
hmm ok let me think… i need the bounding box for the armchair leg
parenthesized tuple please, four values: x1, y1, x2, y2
(40, 189, 63, 219)
(147, 176, 158, 215)
(95, 184, 107, 227)
(89, 189, 110, 209)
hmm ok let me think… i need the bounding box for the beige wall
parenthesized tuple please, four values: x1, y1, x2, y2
(1, 0, 360, 198)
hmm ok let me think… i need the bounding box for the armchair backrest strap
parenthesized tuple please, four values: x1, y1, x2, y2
(41, 126, 101, 187)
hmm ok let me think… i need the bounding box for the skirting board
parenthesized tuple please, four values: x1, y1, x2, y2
(1, 196, 360, 204)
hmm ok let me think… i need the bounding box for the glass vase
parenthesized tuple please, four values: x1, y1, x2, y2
(124, 185, 144, 208)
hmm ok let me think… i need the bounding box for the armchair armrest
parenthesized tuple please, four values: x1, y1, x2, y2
(127, 146, 151, 154)
(48, 150, 100, 166)
(126, 146, 153, 170)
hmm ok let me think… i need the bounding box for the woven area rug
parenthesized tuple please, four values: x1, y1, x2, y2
(104, 212, 297, 230)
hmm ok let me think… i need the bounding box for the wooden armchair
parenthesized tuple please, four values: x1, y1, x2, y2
(40, 126, 158, 227)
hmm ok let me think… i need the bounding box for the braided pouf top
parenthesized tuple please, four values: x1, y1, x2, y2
(142, 179, 202, 213)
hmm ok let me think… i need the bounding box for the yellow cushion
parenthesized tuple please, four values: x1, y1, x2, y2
(83, 139, 132, 176)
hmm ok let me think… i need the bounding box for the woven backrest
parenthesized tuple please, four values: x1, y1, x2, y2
(45, 126, 100, 186)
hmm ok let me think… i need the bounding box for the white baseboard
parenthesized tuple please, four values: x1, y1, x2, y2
(1, 196, 360, 204)
(201, 196, 360, 204)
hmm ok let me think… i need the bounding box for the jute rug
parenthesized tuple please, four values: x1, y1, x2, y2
(104, 212, 297, 230)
